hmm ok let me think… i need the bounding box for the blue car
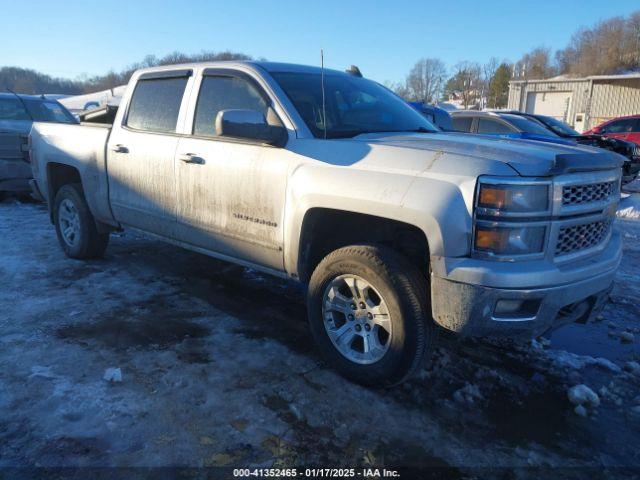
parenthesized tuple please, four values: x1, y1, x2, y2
(449, 110, 576, 146)
(408, 102, 453, 131)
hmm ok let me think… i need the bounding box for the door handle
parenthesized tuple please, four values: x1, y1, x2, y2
(178, 153, 205, 164)
(110, 144, 129, 153)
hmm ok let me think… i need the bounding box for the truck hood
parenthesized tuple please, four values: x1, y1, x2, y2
(351, 132, 624, 176)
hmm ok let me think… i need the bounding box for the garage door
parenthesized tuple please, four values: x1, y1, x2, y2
(525, 91, 572, 121)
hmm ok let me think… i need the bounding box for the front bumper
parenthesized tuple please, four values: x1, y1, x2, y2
(430, 232, 622, 339)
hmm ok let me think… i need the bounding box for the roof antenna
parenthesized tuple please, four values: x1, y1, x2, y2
(6, 88, 33, 120)
(321, 49, 327, 140)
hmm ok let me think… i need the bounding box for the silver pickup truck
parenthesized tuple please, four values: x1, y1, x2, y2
(29, 62, 623, 386)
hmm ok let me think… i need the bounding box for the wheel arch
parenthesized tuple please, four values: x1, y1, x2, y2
(289, 200, 439, 284)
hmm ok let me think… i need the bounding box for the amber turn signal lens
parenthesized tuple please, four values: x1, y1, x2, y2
(478, 186, 508, 209)
(475, 228, 508, 251)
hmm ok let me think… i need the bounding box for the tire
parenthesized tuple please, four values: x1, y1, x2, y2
(53, 183, 109, 259)
(307, 244, 434, 387)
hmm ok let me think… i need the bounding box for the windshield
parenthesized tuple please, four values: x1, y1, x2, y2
(501, 114, 558, 136)
(536, 115, 579, 136)
(23, 98, 76, 124)
(271, 72, 438, 138)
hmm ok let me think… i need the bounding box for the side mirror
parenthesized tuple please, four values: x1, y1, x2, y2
(215, 109, 286, 146)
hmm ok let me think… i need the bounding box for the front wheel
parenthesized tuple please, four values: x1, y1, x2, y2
(307, 245, 434, 387)
(53, 183, 109, 259)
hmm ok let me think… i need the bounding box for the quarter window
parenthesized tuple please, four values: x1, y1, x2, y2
(193, 76, 268, 137)
(126, 77, 188, 133)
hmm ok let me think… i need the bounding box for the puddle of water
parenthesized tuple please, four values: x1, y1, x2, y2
(55, 296, 210, 349)
(550, 320, 639, 363)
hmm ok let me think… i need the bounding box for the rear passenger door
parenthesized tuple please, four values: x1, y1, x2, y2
(108, 70, 192, 237)
(174, 69, 290, 271)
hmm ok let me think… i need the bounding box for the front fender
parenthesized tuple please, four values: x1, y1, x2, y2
(282, 162, 469, 277)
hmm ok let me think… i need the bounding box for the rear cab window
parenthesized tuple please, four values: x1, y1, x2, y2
(126, 74, 190, 133)
(0, 98, 30, 120)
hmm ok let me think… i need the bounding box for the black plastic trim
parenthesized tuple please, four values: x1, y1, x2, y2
(138, 69, 193, 80)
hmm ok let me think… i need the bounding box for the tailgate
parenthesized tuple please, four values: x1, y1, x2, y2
(0, 132, 27, 160)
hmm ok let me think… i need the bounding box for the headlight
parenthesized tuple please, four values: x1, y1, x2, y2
(474, 225, 546, 255)
(477, 183, 549, 213)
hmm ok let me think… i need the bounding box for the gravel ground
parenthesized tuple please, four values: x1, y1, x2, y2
(1, 197, 639, 479)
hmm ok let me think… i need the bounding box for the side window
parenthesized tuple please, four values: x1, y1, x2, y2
(452, 117, 473, 132)
(477, 118, 513, 134)
(193, 76, 268, 137)
(126, 77, 188, 133)
(601, 118, 635, 133)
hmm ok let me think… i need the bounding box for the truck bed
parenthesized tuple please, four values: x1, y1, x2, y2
(30, 122, 115, 225)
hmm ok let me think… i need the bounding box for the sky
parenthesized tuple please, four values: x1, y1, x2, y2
(2, 0, 638, 85)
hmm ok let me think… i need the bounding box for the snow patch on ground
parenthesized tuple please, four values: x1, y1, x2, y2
(622, 179, 640, 194)
(617, 193, 640, 221)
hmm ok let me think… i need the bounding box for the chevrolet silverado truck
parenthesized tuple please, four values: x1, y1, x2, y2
(29, 62, 623, 386)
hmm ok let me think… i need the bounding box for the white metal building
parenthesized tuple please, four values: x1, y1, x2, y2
(508, 73, 640, 132)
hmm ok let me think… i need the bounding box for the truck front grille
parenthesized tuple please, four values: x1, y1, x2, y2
(562, 181, 615, 206)
(555, 220, 612, 256)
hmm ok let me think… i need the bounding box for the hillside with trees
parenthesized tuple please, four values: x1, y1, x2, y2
(2, 10, 638, 107)
(0, 50, 251, 95)
(394, 9, 639, 108)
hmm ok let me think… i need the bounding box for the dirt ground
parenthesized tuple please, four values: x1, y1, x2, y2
(1, 198, 639, 479)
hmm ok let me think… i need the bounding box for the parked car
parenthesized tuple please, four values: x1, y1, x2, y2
(30, 62, 622, 386)
(584, 115, 640, 146)
(408, 102, 453, 131)
(0, 93, 76, 198)
(502, 112, 640, 184)
(450, 110, 576, 145)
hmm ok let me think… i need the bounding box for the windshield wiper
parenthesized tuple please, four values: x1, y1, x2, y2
(400, 127, 438, 133)
(363, 127, 438, 134)
(328, 127, 438, 139)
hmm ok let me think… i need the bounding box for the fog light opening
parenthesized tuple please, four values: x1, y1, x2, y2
(494, 298, 541, 319)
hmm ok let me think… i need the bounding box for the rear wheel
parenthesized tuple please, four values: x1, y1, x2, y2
(53, 183, 109, 259)
(307, 245, 433, 387)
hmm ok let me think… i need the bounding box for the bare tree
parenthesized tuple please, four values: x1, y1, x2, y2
(404, 58, 447, 104)
(514, 47, 557, 80)
(555, 10, 640, 76)
(480, 57, 499, 109)
(445, 61, 482, 109)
